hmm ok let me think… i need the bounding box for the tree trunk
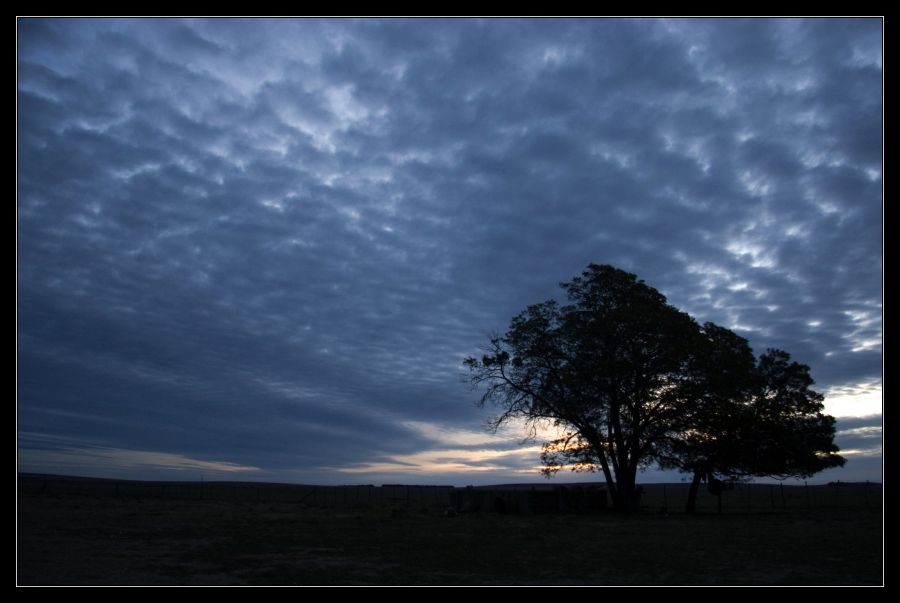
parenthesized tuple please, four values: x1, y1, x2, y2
(612, 486, 639, 512)
(588, 436, 639, 513)
(612, 464, 641, 513)
(622, 488, 641, 513)
(685, 469, 703, 513)
(588, 436, 619, 510)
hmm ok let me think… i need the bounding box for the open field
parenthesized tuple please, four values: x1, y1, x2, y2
(18, 486, 883, 585)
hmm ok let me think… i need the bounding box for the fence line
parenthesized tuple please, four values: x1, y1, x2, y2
(635, 481, 880, 513)
(17, 475, 881, 514)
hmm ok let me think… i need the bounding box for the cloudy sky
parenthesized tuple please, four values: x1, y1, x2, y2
(18, 18, 882, 485)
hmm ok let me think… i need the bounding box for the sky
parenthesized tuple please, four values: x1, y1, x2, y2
(17, 18, 882, 486)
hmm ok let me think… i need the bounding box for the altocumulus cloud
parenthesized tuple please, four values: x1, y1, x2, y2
(18, 18, 881, 485)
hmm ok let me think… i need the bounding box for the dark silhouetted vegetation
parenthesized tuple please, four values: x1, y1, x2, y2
(465, 264, 844, 512)
(658, 341, 845, 512)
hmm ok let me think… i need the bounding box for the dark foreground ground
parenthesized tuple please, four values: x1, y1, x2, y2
(17, 493, 882, 585)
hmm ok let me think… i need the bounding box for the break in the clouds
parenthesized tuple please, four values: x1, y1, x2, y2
(18, 18, 882, 485)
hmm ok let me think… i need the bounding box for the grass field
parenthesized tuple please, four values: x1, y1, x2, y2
(17, 491, 883, 585)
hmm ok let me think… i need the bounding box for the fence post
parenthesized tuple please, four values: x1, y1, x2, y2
(805, 481, 811, 511)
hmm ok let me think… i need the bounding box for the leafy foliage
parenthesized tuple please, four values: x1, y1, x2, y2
(465, 264, 844, 512)
(465, 264, 700, 510)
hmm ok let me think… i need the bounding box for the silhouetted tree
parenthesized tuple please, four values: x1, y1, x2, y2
(465, 264, 845, 514)
(655, 322, 760, 512)
(464, 264, 702, 512)
(659, 345, 846, 512)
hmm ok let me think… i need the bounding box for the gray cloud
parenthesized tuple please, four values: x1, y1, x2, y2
(18, 18, 881, 484)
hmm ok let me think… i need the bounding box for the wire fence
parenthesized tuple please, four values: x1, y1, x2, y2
(17, 474, 881, 514)
(636, 480, 882, 513)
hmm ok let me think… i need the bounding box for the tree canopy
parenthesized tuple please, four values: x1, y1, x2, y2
(656, 329, 845, 511)
(465, 264, 844, 512)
